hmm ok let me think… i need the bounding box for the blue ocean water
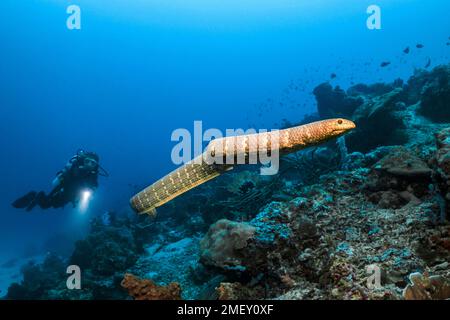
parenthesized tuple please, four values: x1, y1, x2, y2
(0, 0, 449, 297)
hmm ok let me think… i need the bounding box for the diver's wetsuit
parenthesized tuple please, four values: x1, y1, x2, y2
(12, 151, 100, 211)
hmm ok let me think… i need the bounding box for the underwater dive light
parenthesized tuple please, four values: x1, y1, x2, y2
(79, 189, 93, 212)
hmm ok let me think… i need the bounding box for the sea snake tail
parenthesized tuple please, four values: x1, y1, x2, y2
(130, 156, 230, 216)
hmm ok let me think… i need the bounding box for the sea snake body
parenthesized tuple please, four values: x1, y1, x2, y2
(130, 118, 356, 216)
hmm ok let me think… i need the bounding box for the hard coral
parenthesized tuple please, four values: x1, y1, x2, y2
(403, 272, 450, 300)
(200, 219, 255, 269)
(251, 201, 292, 244)
(433, 127, 450, 220)
(5, 254, 66, 300)
(416, 226, 450, 264)
(70, 219, 142, 277)
(365, 147, 432, 208)
(121, 273, 181, 300)
(417, 65, 450, 123)
(346, 88, 407, 153)
(435, 127, 450, 177)
(313, 82, 363, 118)
(216, 282, 264, 300)
(373, 146, 432, 178)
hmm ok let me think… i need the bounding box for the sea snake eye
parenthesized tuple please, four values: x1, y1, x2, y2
(337, 119, 343, 124)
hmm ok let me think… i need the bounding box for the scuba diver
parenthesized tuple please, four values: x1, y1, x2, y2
(12, 150, 108, 211)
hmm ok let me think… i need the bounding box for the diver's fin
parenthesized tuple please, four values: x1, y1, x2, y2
(12, 192, 37, 209)
(26, 191, 46, 211)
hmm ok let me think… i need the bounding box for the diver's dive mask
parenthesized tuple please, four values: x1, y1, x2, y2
(76, 150, 108, 177)
(83, 157, 99, 172)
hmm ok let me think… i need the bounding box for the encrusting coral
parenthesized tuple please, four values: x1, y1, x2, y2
(216, 282, 264, 300)
(121, 273, 181, 300)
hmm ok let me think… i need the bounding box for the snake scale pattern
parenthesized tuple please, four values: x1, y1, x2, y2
(130, 118, 355, 215)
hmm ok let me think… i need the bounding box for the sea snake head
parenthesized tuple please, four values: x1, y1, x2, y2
(326, 118, 356, 137)
(298, 118, 356, 147)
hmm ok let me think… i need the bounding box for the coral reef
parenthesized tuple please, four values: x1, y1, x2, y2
(312, 65, 450, 154)
(196, 160, 449, 299)
(5, 254, 67, 300)
(5, 214, 150, 300)
(433, 127, 450, 220)
(200, 219, 255, 270)
(189, 65, 450, 300)
(344, 87, 407, 153)
(216, 282, 264, 300)
(403, 272, 450, 300)
(127, 235, 223, 299)
(6, 64, 450, 300)
(70, 224, 140, 277)
(365, 146, 432, 209)
(121, 273, 181, 300)
(313, 83, 363, 118)
(415, 65, 450, 122)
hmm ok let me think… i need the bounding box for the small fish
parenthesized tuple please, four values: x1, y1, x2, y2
(447, 42, 450, 46)
(403, 47, 410, 54)
(416, 43, 424, 49)
(425, 57, 431, 68)
(380, 61, 391, 68)
(330, 73, 337, 79)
